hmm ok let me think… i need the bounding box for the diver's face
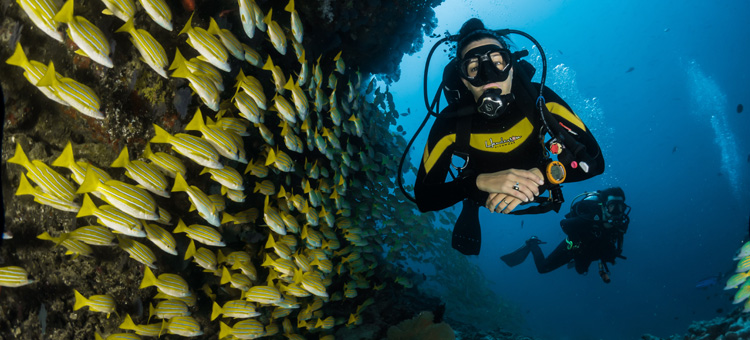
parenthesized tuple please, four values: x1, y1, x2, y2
(460, 38, 513, 101)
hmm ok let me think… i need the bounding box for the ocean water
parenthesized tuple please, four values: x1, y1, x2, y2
(391, 0, 750, 339)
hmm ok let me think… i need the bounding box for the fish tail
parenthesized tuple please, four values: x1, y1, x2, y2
(219, 321, 232, 339)
(283, 77, 295, 92)
(110, 148, 130, 168)
(265, 148, 276, 166)
(263, 8, 273, 25)
(15, 173, 36, 196)
(220, 212, 235, 224)
(54, 0, 75, 24)
(184, 239, 196, 260)
(36, 231, 54, 241)
(210, 302, 223, 321)
(115, 18, 136, 34)
(207, 18, 222, 36)
(170, 62, 191, 80)
(148, 303, 155, 323)
(220, 266, 231, 284)
(262, 254, 274, 267)
(35, 62, 59, 87)
(173, 219, 187, 233)
(185, 108, 205, 131)
(168, 48, 186, 71)
(143, 143, 154, 159)
(284, 0, 294, 13)
(178, 12, 194, 36)
(139, 267, 157, 289)
(8, 143, 32, 169)
(76, 194, 97, 218)
(73, 289, 89, 311)
(95, 332, 104, 340)
(150, 124, 172, 144)
(216, 249, 226, 263)
(6, 42, 30, 69)
(119, 314, 138, 331)
(262, 56, 274, 71)
(171, 173, 188, 193)
(51, 141, 76, 168)
(234, 68, 246, 83)
(76, 168, 101, 194)
(334, 50, 342, 61)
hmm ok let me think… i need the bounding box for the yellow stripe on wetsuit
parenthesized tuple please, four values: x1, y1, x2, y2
(422, 117, 534, 175)
(546, 102, 586, 132)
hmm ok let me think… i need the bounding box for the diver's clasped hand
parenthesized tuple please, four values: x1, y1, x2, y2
(477, 168, 544, 213)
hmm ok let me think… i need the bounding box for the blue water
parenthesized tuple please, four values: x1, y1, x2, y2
(391, 0, 750, 339)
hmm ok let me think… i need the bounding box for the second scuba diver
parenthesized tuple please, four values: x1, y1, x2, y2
(501, 187, 631, 283)
(413, 18, 605, 255)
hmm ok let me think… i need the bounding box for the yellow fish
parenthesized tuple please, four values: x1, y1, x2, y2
(174, 219, 225, 247)
(138, 0, 172, 31)
(117, 235, 157, 268)
(142, 143, 187, 179)
(8, 143, 77, 202)
(6, 42, 67, 105)
(242, 43, 262, 67)
(99, 0, 136, 22)
(149, 300, 189, 320)
(170, 48, 224, 92)
(77, 194, 146, 237)
(172, 174, 221, 226)
(66, 225, 116, 246)
(178, 13, 230, 72)
(208, 18, 244, 60)
(76, 168, 159, 221)
(17, 0, 63, 42)
(263, 8, 286, 55)
(219, 320, 265, 339)
(262, 56, 287, 94)
(15, 173, 80, 212)
(284, 0, 303, 43)
(220, 267, 252, 291)
(140, 267, 190, 298)
(119, 314, 161, 337)
(110, 147, 170, 197)
(54, 0, 113, 68)
(115, 18, 168, 78)
(334, 51, 345, 75)
(162, 316, 203, 337)
(235, 69, 267, 109)
(36, 62, 103, 119)
(170, 61, 220, 111)
(237, 0, 256, 39)
(211, 300, 259, 320)
(73, 289, 116, 318)
(186, 109, 246, 163)
(0, 266, 34, 287)
(151, 124, 222, 169)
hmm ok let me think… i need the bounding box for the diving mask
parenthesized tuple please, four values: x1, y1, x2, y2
(604, 196, 630, 226)
(457, 44, 512, 87)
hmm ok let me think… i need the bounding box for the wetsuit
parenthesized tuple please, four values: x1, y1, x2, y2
(530, 200, 627, 274)
(414, 75, 605, 213)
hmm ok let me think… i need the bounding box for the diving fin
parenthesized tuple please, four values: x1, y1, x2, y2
(500, 244, 532, 267)
(452, 199, 481, 255)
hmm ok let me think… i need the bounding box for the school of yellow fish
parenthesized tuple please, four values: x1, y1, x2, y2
(725, 241, 750, 312)
(2, 0, 452, 338)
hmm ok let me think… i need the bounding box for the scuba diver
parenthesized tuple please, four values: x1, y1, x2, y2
(408, 18, 605, 255)
(501, 187, 630, 283)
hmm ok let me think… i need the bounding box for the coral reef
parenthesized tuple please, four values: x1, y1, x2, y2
(386, 310, 455, 340)
(642, 308, 750, 340)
